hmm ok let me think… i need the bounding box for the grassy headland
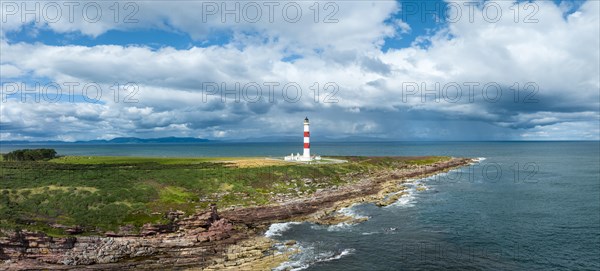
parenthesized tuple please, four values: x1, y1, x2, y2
(0, 155, 451, 235)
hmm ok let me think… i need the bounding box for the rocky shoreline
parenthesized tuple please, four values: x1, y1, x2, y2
(1, 157, 473, 270)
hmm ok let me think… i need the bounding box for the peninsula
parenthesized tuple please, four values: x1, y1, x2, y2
(0, 155, 474, 270)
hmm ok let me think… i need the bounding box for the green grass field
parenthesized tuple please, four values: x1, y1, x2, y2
(51, 156, 251, 165)
(0, 156, 449, 235)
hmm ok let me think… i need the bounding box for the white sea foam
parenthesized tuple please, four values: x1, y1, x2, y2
(309, 224, 327, 230)
(389, 193, 415, 207)
(337, 204, 369, 220)
(327, 222, 355, 232)
(309, 222, 356, 232)
(274, 245, 355, 271)
(475, 157, 487, 162)
(416, 183, 429, 191)
(322, 248, 355, 262)
(385, 187, 416, 208)
(265, 222, 301, 238)
(387, 162, 473, 208)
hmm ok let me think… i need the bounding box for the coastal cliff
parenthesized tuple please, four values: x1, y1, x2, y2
(1, 157, 473, 270)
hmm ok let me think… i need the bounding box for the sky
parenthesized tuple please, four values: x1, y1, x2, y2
(0, 0, 599, 141)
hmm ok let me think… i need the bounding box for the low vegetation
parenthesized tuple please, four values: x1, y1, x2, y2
(0, 155, 450, 235)
(2, 149, 57, 161)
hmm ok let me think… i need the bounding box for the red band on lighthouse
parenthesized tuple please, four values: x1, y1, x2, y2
(303, 117, 310, 159)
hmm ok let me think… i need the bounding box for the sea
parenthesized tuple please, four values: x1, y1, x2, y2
(1, 141, 598, 270)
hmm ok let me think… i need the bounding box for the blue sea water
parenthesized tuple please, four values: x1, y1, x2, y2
(1, 141, 598, 270)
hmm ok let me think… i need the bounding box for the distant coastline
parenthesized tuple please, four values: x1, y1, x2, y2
(0, 136, 417, 145)
(0, 136, 211, 145)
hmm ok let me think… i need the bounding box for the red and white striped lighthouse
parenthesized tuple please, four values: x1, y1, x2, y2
(303, 117, 310, 159)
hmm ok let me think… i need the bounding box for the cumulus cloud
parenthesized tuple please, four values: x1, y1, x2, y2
(1, 1, 399, 51)
(375, 0, 599, 133)
(0, 0, 598, 140)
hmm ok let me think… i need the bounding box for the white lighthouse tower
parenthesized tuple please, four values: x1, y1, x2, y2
(284, 117, 320, 162)
(303, 117, 310, 159)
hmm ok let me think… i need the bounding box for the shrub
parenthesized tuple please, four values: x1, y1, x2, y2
(2, 149, 57, 161)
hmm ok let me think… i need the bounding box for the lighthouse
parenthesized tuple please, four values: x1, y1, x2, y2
(303, 117, 310, 159)
(284, 117, 320, 162)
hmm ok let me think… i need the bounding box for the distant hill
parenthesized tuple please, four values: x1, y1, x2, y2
(230, 135, 393, 143)
(231, 136, 301, 142)
(0, 135, 394, 145)
(320, 136, 392, 142)
(0, 137, 211, 144)
(101, 137, 210, 144)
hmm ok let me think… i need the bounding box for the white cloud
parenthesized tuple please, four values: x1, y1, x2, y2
(1, 0, 598, 140)
(1, 1, 399, 52)
(0, 64, 24, 78)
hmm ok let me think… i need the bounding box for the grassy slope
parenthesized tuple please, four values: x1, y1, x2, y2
(0, 156, 450, 235)
(51, 156, 258, 165)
